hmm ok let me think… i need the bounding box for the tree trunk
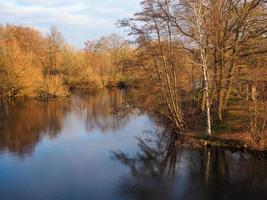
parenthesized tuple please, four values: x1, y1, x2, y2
(193, 0, 212, 136)
(203, 65, 212, 136)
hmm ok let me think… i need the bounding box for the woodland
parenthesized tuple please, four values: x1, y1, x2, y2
(0, 0, 266, 150)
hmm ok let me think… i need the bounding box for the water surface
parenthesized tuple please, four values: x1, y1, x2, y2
(0, 89, 266, 200)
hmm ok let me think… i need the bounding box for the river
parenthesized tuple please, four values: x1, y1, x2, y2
(0, 89, 266, 200)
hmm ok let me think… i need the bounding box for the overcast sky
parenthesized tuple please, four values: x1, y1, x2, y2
(0, 0, 140, 48)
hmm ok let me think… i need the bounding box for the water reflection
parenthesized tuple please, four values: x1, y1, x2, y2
(0, 98, 70, 156)
(112, 130, 267, 200)
(0, 89, 134, 156)
(112, 129, 179, 200)
(72, 89, 136, 132)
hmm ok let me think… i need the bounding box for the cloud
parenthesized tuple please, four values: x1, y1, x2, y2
(0, 1, 94, 26)
(0, 0, 140, 47)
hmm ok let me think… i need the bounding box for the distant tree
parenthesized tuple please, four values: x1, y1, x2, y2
(84, 34, 132, 86)
(46, 26, 65, 75)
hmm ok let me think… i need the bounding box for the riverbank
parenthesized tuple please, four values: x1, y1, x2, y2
(183, 132, 267, 152)
(178, 96, 267, 152)
(0, 81, 133, 101)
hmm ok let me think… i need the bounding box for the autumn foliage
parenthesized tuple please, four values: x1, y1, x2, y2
(0, 25, 134, 99)
(0, 0, 266, 145)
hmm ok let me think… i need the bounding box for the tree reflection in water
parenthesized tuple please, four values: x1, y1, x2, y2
(112, 130, 267, 200)
(0, 98, 70, 156)
(0, 89, 135, 157)
(71, 88, 136, 132)
(112, 129, 180, 200)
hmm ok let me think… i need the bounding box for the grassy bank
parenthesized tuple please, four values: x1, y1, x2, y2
(185, 97, 267, 151)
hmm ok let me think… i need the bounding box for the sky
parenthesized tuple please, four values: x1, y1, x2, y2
(0, 0, 141, 48)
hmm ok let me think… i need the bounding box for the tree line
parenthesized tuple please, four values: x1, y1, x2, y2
(0, 0, 266, 145)
(0, 25, 134, 99)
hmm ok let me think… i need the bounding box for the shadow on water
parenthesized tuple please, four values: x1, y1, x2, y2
(112, 129, 267, 200)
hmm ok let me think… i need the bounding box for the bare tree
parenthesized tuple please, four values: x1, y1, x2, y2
(158, 0, 267, 121)
(46, 26, 65, 74)
(190, 0, 212, 135)
(120, 0, 185, 131)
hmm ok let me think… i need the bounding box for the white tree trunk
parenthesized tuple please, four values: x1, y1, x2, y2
(192, 0, 212, 136)
(202, 56, 212, 136)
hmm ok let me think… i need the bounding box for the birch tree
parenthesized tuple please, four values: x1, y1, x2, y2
(158, 0, 267, 122)
(190, 0, 212, 135)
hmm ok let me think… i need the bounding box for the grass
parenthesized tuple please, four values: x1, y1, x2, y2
(190, 97, 267, 151)
(212, 97, 249, 135)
